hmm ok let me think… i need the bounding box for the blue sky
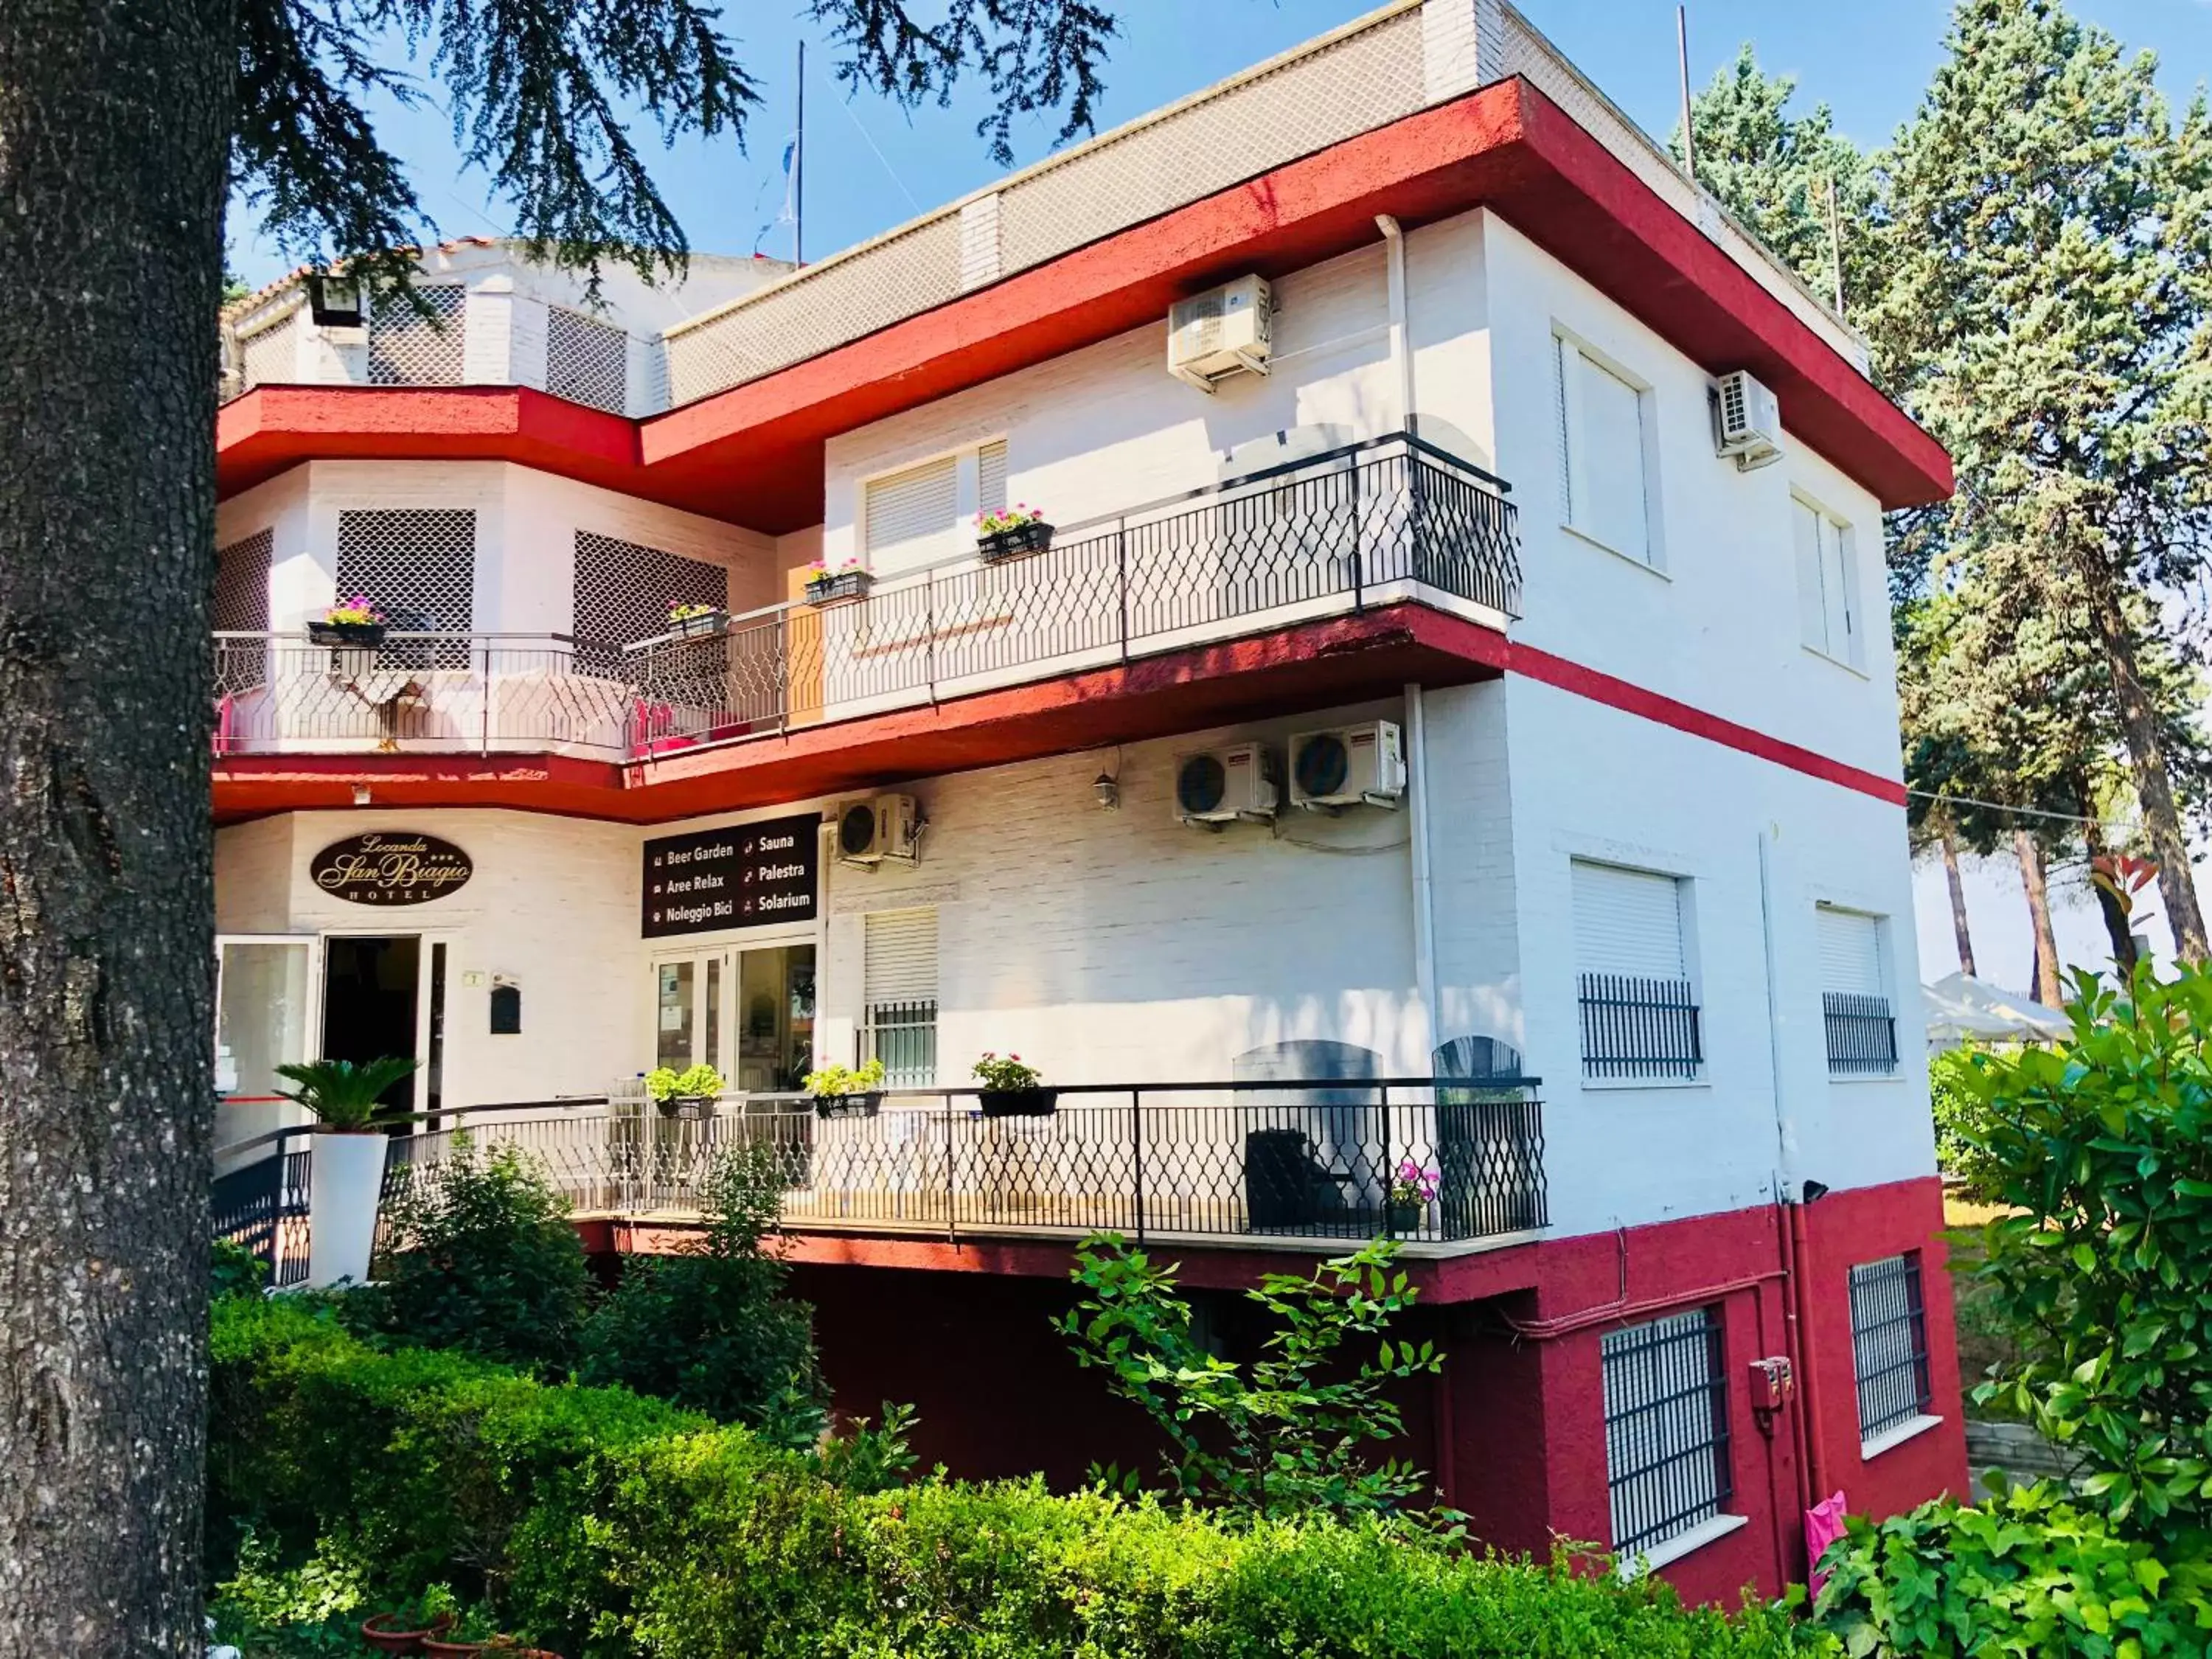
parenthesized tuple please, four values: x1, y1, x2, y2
(228, 0, 2212, 284)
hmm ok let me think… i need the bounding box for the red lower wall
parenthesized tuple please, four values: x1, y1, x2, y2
(633, 1174, 1966, 1601)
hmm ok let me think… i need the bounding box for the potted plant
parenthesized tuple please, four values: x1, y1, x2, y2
(644, 1062, 725, 1119)
(361, 1604, 456, 1655)
(667, 599, 726, 639)
(974, 1051, 1057, 1118)
(1388, 1159, 1438, 1234)
(307, 594, 389, 647)
(803, 557, 872, 604)
(804, 1058, 886, 1119)
(975, 502, 1054, 563)
(274, 1056, 418, 1289)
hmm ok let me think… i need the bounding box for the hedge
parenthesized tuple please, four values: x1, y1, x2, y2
(209, 1296, 1825, 1659)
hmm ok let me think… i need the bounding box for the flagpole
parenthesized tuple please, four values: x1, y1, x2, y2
(793, 41, 806, 265)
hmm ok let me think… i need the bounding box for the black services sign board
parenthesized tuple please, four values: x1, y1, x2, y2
(642, 814, 818, 938)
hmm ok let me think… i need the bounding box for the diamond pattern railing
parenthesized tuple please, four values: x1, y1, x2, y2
(365, 1079, 1547, 1249)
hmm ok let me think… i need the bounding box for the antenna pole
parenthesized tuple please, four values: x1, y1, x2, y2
(1676, 6, 1697, 185)
(794, 40, 806, 265)
(1826, 173, 1846, 316)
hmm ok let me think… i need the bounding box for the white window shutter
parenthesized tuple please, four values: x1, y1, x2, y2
(977, 439, 1009, 518)
(863, 456, 958, 568)
(863, 908, 939, 1005)
(1818, 908, 1884, 998)
(1573, 862, 1687, 981)
(1579, 355, 1649, 560)
(1552, 336, 1576, 526)
(1823, 518, 1857, 664)
(1794, 500, 1829, 653)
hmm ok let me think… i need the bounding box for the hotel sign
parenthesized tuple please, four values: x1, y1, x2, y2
(643, 814, 818, 938)
(310, 832, 474, 906)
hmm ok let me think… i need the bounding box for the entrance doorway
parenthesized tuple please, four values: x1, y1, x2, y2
(650, 943, 816, 1093)
(321, 935, 422, 1119)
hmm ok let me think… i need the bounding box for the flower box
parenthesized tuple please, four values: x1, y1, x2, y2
(669, 608, 728, 640)
(977, 521, 1054, 563)
(308, 619, 387, 647)
(655, 1094, 716, 1121)
(804, 570, 872, 605)
(813, 1091, 883, 1120)
(978, 1087, 1059, 1119)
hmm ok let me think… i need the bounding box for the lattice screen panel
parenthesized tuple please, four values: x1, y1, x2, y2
(573, 531, 728, 678)
(213, 529, 273, 633)
(367, 285, 467, 385)
(237, 316, 296, 391)
(334, 509, 476, 667)
(546, 308, 628, 414)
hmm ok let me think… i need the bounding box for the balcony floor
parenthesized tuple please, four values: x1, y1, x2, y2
(212, 599, 1509, 824)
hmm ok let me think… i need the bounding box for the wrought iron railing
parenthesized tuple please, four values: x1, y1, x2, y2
(1578, 974, 1704, 1081)
(626, 433, 1518, 753)
(212, 633, 635, 757)
(211, 1139, 313, 1287)
(349, 1077, 1547, 1249)
(1823, 992, 1898, 1076)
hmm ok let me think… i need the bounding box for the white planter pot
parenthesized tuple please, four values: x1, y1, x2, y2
(307, 1131, 387, 1288)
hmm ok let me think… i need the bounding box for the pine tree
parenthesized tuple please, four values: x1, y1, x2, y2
(1866, 0, 2212, 960)
(0, 3, 1115, 1652)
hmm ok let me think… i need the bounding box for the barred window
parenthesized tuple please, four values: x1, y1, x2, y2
(213, 528, 273, 635)
(1573, 860, 1701, 1080)
(1850, 1255, 1933, 1444)
(333, 509, 476, 668)
(1819, 907, 1896, 1075)
(1602, 1307, 1731, 1558)
(571, 531, 728, 678)
(863, 908, 937, 1086)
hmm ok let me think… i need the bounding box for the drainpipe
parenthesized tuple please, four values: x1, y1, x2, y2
(1405, 681, 1441, 1064)
(1759, 827, 1822, 1528)
(1376, 215, 1414, 435)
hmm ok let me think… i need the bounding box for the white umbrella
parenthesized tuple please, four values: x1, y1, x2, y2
(1921, 972, 2072, 1048)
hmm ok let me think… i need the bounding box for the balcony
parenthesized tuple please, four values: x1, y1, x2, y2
(211, 434, 1518, 778)
(214, 1078, 1548, 1284)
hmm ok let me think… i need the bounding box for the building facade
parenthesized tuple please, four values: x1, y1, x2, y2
(210, 0, 1966, 1598)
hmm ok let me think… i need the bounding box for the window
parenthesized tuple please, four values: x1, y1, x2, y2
(367, 284, 466, 386)
(1554, 335, 1655, 563)
(976, 438, 1009, 518)
(1850, 1254, 1933, 1444)
(546, 307, 628, 414)
(333, 509, 476, 667)
(1573, 860, 1702, 1079)
(1602, 1307, 1732, 1557)
(863, 455, 959, 574)
(571, 531, 728, 676)
(863, 907, 938, 1086)
(1819, 906, 1896, 1075)
(1794, 498, 1860, 665)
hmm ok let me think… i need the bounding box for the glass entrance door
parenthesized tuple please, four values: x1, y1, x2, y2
(650, 944, 815, 1093)
(214, 935, 316, 1171)
(653, 953, 723, 1077)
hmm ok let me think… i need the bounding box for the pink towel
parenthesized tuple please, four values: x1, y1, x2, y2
(1805, 1490, 1848, 1598)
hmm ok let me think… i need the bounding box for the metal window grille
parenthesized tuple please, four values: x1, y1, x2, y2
(546, 307, 628, 414)
(1602, 1307, 1732, 1557)
(572, 532, 727, 678)
(237, 313, 296, 391)
(368, 285, 466, 385)
(333, 509, 476, 668)
(1849, 1254, 1931, 1441)
(213, 528, 272, 634)
(862, 1000, 937, 1088)
(1579, 975, 1703, 1080)
(1824, 993, 1897, 1076)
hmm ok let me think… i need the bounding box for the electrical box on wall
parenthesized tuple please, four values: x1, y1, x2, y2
(1746, 1355, 1794, 1412)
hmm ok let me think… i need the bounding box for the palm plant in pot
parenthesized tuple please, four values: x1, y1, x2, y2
(274, 1056, 418, 1289)
(974, 1051, 1056, 1117)
(804, 1057, 886, 1119)
(644, 1062, 725, 1119)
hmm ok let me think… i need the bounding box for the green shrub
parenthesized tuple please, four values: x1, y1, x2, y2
(576, 1142, 824, 1439)
(1953, 965, 2212, 1537)
(366, 1134, 592, 1374)
(213, 1236, 271, 1301)
(209, 1296, 1829, 1659)
(1060, 1234, 1446, 1522)
(1812, 1486, 2212, 1657)
(1927, 1043, 1992, 1189)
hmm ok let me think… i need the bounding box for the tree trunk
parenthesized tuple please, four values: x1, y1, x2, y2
(0, 4, 231, 1655)
(1940, 823, 1978, 978)
(2081, 576, 2210, 961)
(2016, 829, 2063, 1006)
(2080, 796, 2140, 976)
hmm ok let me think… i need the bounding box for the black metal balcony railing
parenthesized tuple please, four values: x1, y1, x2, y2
(1578, 974, 1705, 1081)
(211, 1140, 313, 1287)
(1823, 992, 1898, 1076)
(212, 1079, 1548, 1272)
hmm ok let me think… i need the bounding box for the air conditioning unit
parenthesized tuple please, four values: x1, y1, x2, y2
(1172, 744, 1278, 827)
(1288, 720, 1406, 811)
(836, 793, 922, 865)
(1713, 369, 1784, 470)
(1167, 275, 1273, 392)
